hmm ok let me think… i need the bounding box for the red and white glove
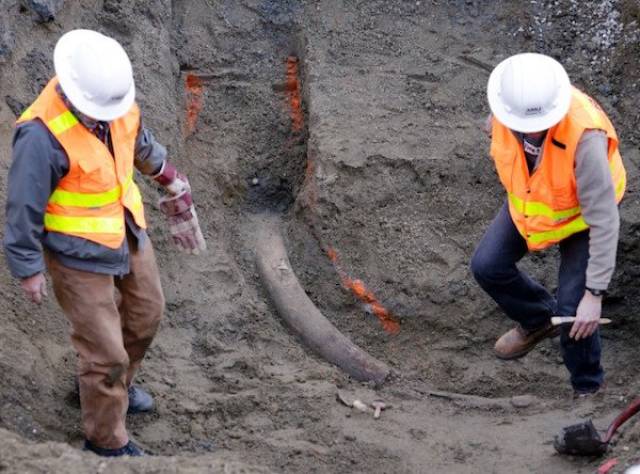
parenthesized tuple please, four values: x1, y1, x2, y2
(154, 161, 206, 254)
(158, 190, 206, 254)
(153, 161, 191, 196)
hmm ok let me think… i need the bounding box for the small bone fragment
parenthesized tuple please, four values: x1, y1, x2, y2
(352, 399, 369, 412)
(371, 400, 387, 419)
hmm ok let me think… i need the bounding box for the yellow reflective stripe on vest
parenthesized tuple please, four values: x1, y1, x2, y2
(508, 193, 581, 222)
(615, 173, 625, 200)
(527, 216, 589, 245)
(49, 186, 121, 208)
(574, 92, 603, 129)
(610, 160, 625, 201)
(47, 173, 135, 208)
(19, 107, 33, 121)
(48, 110, 79, 135)
(18, 108, 78, 136)
(127, 185, 144, 213)
(121, 174, 135, 196)
(44, 214, 124, 234)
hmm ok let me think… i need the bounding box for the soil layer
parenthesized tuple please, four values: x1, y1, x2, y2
(1, 1, 640, 472)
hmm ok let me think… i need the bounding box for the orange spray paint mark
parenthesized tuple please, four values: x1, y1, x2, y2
(285, 56, 304, 133)
(282, 57, 400, 335)
(326, 247, 401, 335)
(303, 156, 318, 210)
(288, 56, 318, 210)
(185, 73, 204, 136)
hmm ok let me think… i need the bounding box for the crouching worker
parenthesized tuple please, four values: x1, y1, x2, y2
(471, 53, 625, 397)
(3, 29, 205, 456)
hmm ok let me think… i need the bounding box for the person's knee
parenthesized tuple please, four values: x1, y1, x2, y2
(79, 350, 130, 386)
(470, 248, 492, 284)
(148, 293, 164, 328)
(105, 359, 130, 387)
(471, 246, 516, 286)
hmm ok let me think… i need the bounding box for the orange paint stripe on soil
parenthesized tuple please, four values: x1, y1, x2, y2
(185, 73, 204, 136)
(284, 59, 398, 335)
(303, 158, 318, 209)
(326, 247, 400, 334)
(285, 56, 304, 132)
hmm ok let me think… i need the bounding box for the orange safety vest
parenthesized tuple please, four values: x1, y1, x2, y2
(16, 77, 146, 249)
(490, 87, 625, 251)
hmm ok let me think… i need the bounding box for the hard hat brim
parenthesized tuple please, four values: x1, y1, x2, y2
(487, 55, 571, 133)
(54, 29, 135, 122)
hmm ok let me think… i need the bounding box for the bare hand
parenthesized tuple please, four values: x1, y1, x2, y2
(20, 273, 48, 304)
(569, 291, 602, 340)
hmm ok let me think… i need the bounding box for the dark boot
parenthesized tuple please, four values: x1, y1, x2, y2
(494, 322, 559, 360)
(127, 385, 154, 414)
(84, 440, 144, 457)
(573, 382, 605, 400)
(75, 379, 154, 414)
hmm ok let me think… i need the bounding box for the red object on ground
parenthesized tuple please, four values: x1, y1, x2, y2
(598, 458, 618, 474)
(604, 398, 640, 443)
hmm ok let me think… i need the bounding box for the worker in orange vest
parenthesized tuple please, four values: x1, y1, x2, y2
(471, 53, 625, 397)
(3, 30, 205, 456)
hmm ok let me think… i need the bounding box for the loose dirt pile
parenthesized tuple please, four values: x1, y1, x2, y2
(1, 1, 640, 472)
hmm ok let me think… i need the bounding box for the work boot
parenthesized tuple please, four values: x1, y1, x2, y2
(573, 383, 605, 400)
(74, 379, 155, 413)
(84, 440, 144, 457)
(127, 385, 154, 414)
(494, 322, 559, 360)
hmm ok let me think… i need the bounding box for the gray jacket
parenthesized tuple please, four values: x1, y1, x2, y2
(4, 117, 166, 279)
(519, 129, 620, 290)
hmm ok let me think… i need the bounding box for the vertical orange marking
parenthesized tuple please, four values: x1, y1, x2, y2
(185, 73, 204, 137)
(286, 56, 304, 133)
(282, 58, 400, 335)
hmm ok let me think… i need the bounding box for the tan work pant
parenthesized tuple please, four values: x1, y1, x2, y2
(46, 239, 165, 449)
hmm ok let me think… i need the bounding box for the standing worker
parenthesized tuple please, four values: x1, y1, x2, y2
(3, 29, 206, 456)
(471, 53, 625, 397)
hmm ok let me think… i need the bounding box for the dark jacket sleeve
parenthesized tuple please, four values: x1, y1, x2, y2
(134, 119, 167, 175)
(3, 120, 69, 278)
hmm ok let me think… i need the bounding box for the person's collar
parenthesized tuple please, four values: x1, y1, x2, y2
(512, 129, 548, 145)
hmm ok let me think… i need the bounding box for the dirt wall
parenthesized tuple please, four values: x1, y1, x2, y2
(1, 1, 640, 472)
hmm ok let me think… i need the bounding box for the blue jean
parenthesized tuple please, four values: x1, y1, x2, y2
(470, 202, 603, 393)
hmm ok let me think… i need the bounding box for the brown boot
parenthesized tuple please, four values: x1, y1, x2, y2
(494, 322, 559, 360)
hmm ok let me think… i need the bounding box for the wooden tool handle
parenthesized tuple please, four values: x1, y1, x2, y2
(551, 316, 612, 326)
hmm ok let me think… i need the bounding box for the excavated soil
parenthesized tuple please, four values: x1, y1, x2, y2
(1, 0, 640, 472)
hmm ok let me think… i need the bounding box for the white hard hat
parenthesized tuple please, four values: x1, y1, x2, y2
(626, 466, 640, 474)
(487, 53, 571, 133)
(54, 29, 135, 121)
